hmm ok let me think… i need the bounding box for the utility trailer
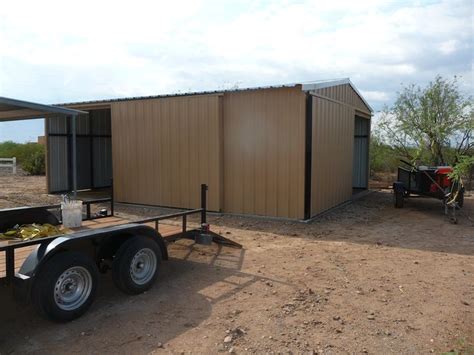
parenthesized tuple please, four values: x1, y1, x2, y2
(0, 184, 241, 322)
(393, 160, 464, 211)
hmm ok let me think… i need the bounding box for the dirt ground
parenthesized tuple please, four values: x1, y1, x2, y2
(0, 175, 473, 354)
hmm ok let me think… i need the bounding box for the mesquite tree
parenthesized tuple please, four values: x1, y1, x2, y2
(378, 76, 473, 166)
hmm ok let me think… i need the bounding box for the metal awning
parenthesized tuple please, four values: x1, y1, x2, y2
(0, 96, 87, 121)
(0, 96, 89, 198)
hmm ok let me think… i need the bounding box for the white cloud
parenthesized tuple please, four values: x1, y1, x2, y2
(438, 40, 458, 55)
(0, 0, 472, 141)
(360, 90, 390, 103)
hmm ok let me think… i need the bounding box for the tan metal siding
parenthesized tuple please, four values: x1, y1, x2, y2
(111, 95, 222, 211)
(315, 84, 370, 115)
(223, 87, 305, 219)
(311, 96, 354, 216)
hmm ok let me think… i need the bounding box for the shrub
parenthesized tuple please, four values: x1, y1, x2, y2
(0, 141, 45, 175)
(21, 149, 45, 175)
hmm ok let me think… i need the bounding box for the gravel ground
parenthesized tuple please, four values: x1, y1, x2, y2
(0, 175, 472, 354)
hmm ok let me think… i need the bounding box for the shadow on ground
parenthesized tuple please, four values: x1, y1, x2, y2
(0, 242, 291, 354)
(209, 190, 474, 256)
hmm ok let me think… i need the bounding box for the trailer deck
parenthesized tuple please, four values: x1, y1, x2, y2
(0, 216, 186, 278)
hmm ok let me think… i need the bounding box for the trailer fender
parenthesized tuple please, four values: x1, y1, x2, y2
(18, 224, 168, 280)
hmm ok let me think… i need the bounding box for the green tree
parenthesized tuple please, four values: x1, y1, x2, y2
(369, 130, 399, 175)
(22, 149, 45, 175)
(377, 76, 473, 166)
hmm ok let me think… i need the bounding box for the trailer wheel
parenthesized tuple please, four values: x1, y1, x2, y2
(394, 190, 404, 208)
(31, 252, 98, 322)
(112, 236, 161, 295)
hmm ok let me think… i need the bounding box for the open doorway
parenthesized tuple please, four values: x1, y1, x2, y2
(353, 115, 369, 193)
(46, 109, 112, 194)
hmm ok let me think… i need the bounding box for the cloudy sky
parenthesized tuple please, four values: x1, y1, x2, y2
(0, 0, 472, 142)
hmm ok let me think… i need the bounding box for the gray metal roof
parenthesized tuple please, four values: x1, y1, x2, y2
(0, 96, 88, 122)
(59, 83, 301, 106)
(59, 78, 372, 113)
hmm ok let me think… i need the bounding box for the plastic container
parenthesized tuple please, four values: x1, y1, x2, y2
(61, 200, 83, 228)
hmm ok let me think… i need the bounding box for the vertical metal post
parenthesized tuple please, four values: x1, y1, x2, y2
(86, 203, 91, 220)
(110, 178, 114, 216)
(155, 220, 159, 231)
(304, 94, 313, 220)
(71, 114, 78, 199)
(201, 184, 207, 225)
(182, 215, 187, 233)
(5, 248, 14, 284)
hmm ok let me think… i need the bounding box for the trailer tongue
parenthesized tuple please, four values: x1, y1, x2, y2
(0, 184, 241, 322)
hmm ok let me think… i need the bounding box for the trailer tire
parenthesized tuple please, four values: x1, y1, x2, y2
(394, 190, 404, 208)
(112, 236, 161, 295)
(31, 252, 98, 322)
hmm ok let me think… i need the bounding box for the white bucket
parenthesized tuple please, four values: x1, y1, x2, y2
(61, 200, 83, 228)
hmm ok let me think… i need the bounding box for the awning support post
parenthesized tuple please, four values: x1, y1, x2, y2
(71, 114, 77, 199)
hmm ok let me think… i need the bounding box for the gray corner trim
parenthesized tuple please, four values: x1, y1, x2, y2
(301, 78, 373, 113)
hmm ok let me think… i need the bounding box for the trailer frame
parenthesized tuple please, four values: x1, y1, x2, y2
(0, 184, 241, 321)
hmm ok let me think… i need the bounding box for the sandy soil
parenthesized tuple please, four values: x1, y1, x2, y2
(0, 175, 472, 354)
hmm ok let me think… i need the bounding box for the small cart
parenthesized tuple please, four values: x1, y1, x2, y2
(392, 160, 464, 210)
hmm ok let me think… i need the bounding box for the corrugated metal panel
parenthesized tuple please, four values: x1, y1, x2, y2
(223, 87, 306, 219)
(46, 110, 112, 193)
(353, 116, 369, 188)
(354, 115, 370, 135)
(76, 137, 91, 189)
(76, 114, 89, 134)
(90, 109, 112, 187)
(311, 96, 355, 216)
(48, 116, 68, 134)
(111, 95, 222, 211)
(48, 136, 68, 192)
(91, 109, 111, 135)
(315, 84, 371, 115)
(92, 137, 112, 187)
(353, 137, 368, 188)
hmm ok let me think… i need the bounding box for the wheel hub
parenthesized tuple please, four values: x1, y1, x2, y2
(129, 248, 157, 285)
(54, 266, 93, 311)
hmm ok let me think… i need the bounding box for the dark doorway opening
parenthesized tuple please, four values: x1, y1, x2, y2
(352, 115, 369, 194)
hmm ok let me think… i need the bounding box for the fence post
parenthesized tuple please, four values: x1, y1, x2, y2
(12, 157, 16, 175)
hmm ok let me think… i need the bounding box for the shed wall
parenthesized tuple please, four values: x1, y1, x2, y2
(46, 110, 112, 192)
(46, 116, 68, 192)
(47, 136, 69, 192)
(90, 109, 113, 188)
(222, 87, 306, 219)
(315, 84, 370, 115)
(47, 115, 95, 191)
(311, 96, 355, 216)
(110, 95, 222, 211)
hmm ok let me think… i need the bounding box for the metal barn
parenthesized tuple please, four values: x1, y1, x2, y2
(44, 78, 372, 220)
